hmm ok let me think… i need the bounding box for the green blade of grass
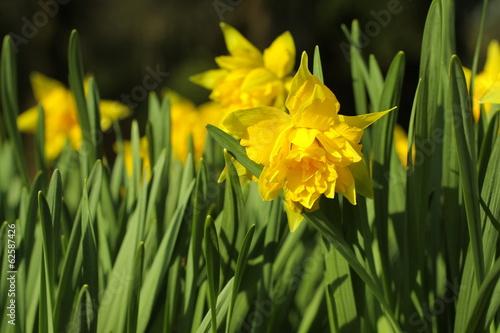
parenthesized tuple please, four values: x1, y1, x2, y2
(204, 215, 221, 333)
(80, 182, 98, 332)
(464, 257, 500, 332)
(0, 36, 29, 186)
(70, 285, 93, 333)
(226, 225, 256, 332)
(86, 77, 103, 160)
(53, 203, 83, 332)
(137, 179, 195, 333)
(38, 192, 54, 290)
(323, 238, 359, 332)
(218, 150, 245, 284)
(303, 209, 401, 333)
(477, 111, 499, 185)
(449, 55, 484, 284)
(68, 30, 93, 175)
(342, 20, 368, 116)
(35, 104, 46, 173)
(38, 252, 54, 333)
(206, 124, 263, 179)
(196, 278, 235, 333)
(182, 158, 209, 331)
(127, 242, 145, 333)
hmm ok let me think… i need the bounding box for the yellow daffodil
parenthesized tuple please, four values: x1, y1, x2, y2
(122, 137, 151, 179)
(394, 124, 409, 168)
(168, 91, 226, 162)
(464, 40, 500, 122)
(17, 72, 130, 161)
(190, 22, 295, 111)
(223, 52, 393, 231)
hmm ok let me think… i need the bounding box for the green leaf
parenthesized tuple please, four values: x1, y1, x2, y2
(47, 170, 62, 267)
(226, 225, 256, 332)
(70, 285, 94, 333)
(182, 158, 209, 331)
(35, 104, 46, 173)
(38, 192, 54, 288)
(137, 179, 195, 333)
(38, 252, 55, 333)
(127, 242, 145, 333)
(449, 55, 484, 284)
(196, 278, 234, 333)
(206, 124, 262, 179)
(303, 210, 401, 332)
(322, 238, 359, 332)
(204, 215, 220, 333)
(68, 30, 93, 175)
(53, 202, 83, 332)
(464, 257, 500, 332)
(86, 77, 103, 160)
(477, 111, 499, 185)
(0, 36, 29, 186)
(342, 20, 368, 116)
(80, 182, 98, 332)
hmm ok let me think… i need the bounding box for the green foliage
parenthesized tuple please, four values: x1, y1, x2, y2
(1, 1, 499, 332)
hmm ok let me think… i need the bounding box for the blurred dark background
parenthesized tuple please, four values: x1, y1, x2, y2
(0, 0, 498, 138)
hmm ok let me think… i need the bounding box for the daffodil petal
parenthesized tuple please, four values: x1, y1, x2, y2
(190, 69, 228, 90)
(17, 106, 39, 132)
(241, 68, 277, 92)
(292, 84, 339, 130)
(283, 198, 304, 232)
(223, 106, 291, 138)
(216, 55, 261, 71)
(263, 31, 295, 79)
(479, 81, 500, 104)
(220, 22, 262, 63)
(99, 100, 130, 130)
(286, 52, 313, 109)
(289, 127, 319, 148)
(30, 72, 65, 102)
(484, 40, 500, 80)
(258, 163, 286, 201)
(338, 108, 395, 129)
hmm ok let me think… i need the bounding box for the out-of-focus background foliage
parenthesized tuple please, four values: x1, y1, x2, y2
(0, 0, 498, 138)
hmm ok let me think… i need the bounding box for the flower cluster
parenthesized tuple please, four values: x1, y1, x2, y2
(190, 22, 295, 111)
(223, 53, 392, 230)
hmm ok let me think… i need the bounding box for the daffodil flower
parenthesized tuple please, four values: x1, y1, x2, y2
(167, 91, 226, 162)
(17, 72, 130, 161)
(464, 40, 500, 122)
(190, 22, 295, 111)
(223, 52, 393, 231)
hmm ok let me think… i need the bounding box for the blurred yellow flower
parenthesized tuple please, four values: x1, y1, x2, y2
(17, 72, 130, 161)
(223, 52, 393, 231)
(464, 40, 500, 122)
(394, 124, 409, 168)
(168, 91, 226, 162)
(122, 137, 151, 179)
(190, 22, 295, 111)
